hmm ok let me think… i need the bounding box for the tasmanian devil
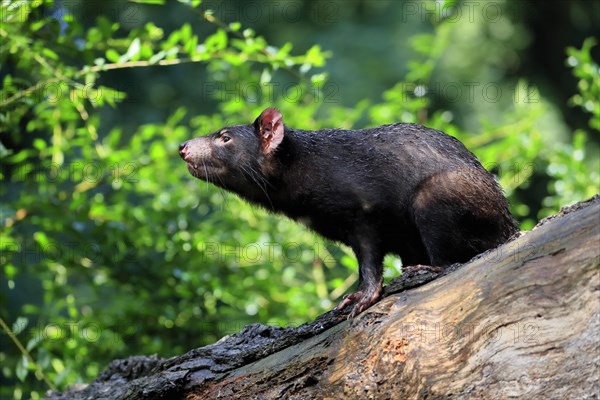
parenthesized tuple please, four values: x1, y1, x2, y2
(179, 108, 518, 317)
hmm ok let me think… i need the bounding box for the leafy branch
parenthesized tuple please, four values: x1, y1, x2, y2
(0, 317, 56, 391)
(0, 0, 329, 111)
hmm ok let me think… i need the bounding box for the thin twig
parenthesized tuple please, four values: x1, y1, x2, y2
(0, 317, 57, 391)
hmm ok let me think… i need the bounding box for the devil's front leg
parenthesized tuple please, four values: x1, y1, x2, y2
(335, 238, 384, 318)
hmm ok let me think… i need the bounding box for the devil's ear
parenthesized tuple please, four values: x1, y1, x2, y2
(254, 108, 284, 154)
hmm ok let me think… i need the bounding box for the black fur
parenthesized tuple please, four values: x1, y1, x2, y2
(179, 109, 518, 316)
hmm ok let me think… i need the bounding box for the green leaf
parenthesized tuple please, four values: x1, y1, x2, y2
(106, 49, 120, 62)
(409, 33, 434, 55)
(51, 358, 65, 373)
(205, 29, 228, 51)
(42, 48, 59, 60)
(12, 317, 29, 335)
(149, 50, 167, 64)
(33, 138, 47, 150)
(184, 35, 198, 54)
(33, 231, 50, 247)
(26, 335, 43, 352)
(3, 263, 17, 279)
(130, 0, 165, 4)
(260, 69, 272, 84)
(16, 356, 29, 382)
(122, 38, 141, 62)
(305, 45, 326, 67)
(178, 0, 202, 6)
(166, 107, 187, 126)
(310, 73, 327, 85)
(180, 23, 192, 42)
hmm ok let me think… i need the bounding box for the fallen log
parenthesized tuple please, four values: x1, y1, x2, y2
(46, 195, 600, 400)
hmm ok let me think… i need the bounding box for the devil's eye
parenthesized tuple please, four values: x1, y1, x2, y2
(222, 135, 231, 143)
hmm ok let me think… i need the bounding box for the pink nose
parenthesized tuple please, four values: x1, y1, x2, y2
(179, 142, 189, 160)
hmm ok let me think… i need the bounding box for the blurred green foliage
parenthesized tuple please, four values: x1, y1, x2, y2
(0, 0, 598, 398)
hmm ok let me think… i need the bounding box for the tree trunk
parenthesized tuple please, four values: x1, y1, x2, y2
(46, 196, 600, 400)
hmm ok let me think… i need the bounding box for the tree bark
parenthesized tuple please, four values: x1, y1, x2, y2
(46, 196, 600, 400)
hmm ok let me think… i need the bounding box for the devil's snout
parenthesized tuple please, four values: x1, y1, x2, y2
(179, 141, 189, 160)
